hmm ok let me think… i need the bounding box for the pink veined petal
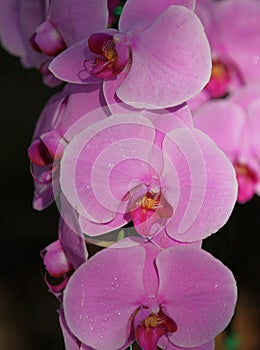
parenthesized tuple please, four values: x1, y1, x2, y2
(161, 127, 206, 242)
(50, 0, 108, 46)
(193, 100, 247, 163)
(63, 245, 148, 350)
(156, 246, 237, 348)
(163, 128, 237, 242)
(49, 39, 100, 83)
(60, 114, 155, 224)
(159, 336, 214, 350)
(119, 0, 195, 34)
(117, 6, 211, 109)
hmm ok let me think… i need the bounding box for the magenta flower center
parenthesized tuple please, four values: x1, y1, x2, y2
(139, 192, 161, 211)
(235, 163, 258, 183)
(135, 309, 177, 350)
(205, 59, 231, 98)
(86, 32, 130, 79)
(28, 140, 54, 166)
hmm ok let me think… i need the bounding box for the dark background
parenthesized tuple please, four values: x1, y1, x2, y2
(1, 46, 259, 349)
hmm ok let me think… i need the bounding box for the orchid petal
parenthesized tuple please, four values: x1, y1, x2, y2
(63, 245, 147, 350)
(49, 39, 99, 83)
(60, 114, 156, 224)
(119, 0, 196, 33)
(50, 0, 108, 46)
(163, 128, 237, 241)
(117, 6, 211, 109)
(159, 336, 214, 350)
(156, 247, 237, 348)
(193, 100, 247, 163)
(215, 0, 260, 84)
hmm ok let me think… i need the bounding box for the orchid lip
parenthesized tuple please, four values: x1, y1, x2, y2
(135, 307, 177, 350)
(85, 32, 130, 79)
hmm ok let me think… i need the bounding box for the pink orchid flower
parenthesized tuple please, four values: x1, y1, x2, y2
(50, 0, 211, 109)
(189, 0, 260, 107)
(28, 83, 108, 210)
(60, 109, 237, 242)
(193, 84, 260, 204)
(0, 0, 108, 86)
(63, 238, 237, 350)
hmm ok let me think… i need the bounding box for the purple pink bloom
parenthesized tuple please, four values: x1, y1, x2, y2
(0, 0, 108, 85)
(193, 84, 260, 204)
(63, 238, 237, 350)
(60, 109, 237, 242)
(50, 0, 211, 108)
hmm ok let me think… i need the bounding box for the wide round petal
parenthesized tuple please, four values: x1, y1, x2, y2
(63, 245, 148, 350)
(60, 114, 156, 225)
(117, 6, 211, 109)
(50, 0, 108, 46)
(193, 100, 247, 163)
(163, 128, 237, 242)
(156, 246, 237, 348)
(119, 0, 195, 34)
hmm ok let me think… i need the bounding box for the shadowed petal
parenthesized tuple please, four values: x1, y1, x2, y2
(50, 0, 108, 46)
